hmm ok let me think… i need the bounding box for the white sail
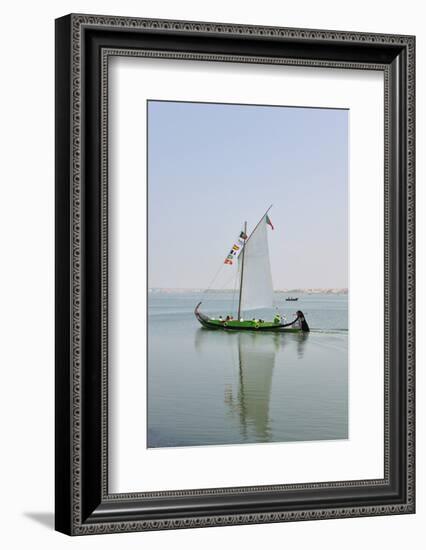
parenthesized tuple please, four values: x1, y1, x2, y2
(239, 216, 274, 312)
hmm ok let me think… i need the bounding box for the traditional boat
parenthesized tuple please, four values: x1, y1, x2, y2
(194, 206, 309, 332)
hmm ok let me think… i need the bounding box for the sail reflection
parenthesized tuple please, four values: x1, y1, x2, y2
(194, 329, 309, 443)
(234, 333, 275, 441)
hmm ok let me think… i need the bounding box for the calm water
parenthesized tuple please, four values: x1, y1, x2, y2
(147, 292, 348, 448)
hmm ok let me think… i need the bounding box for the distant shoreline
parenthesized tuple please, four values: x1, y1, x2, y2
(149, 288, 348, 295)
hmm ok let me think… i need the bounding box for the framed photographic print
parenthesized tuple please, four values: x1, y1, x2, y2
(55, 14, 415, 535)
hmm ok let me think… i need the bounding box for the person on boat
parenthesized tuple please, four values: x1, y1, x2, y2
(273, 313, 281, 324)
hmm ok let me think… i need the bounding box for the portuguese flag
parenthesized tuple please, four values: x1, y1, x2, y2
(266, 215, 274, 230)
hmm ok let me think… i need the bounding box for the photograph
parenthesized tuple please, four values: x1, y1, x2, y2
(147, 100, 349, 448)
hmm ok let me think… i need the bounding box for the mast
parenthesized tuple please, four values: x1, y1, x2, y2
(237, 221, 247, 320)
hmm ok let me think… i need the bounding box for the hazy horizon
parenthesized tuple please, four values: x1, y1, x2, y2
(148, 286, 348, 291)
(148, 100, 348, 290)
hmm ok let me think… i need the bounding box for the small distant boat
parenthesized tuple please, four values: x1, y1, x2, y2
(285, 297, 299, 302)
(194, 206, 309, 333)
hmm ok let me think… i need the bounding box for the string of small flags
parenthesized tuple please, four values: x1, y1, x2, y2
(224, 230, 247, 265)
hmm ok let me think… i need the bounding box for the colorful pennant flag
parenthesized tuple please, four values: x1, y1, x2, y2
(224, 228, 247, 265)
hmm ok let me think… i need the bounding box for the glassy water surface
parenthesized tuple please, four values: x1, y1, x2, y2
(148, 292, 348, 448)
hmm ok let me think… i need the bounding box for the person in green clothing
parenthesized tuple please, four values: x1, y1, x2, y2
(273, 312, 281, 324)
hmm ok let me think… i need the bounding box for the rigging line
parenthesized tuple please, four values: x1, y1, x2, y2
(204, 221, 251, 296)
(217, 268, 239, 291)
(202, 262, 225, 295)
(231, 264, 239, 317)
(204, 268, 239, 307)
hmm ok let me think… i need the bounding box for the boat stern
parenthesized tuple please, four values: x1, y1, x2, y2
(296, 310, 310, 332)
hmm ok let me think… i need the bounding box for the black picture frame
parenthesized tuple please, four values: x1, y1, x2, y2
(55, 13, 415, 535)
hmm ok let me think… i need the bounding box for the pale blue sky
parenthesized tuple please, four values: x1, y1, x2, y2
(148, 100, 348, 289)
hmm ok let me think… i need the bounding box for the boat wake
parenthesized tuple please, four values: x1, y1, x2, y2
(309, 328, 348, 335)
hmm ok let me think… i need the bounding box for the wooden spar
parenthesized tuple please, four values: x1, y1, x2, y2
(244, 204, 273, 244)
(237, 221, 247, 320)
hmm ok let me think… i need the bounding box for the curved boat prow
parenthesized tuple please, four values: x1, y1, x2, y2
(297, 310, 310, 332)
(194, 302, 216, 329)
(194, 301, 203, 322)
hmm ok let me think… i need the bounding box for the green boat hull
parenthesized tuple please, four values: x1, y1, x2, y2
(194, 302, 309, 333)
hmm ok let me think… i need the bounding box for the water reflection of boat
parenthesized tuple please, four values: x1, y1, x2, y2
(194, 327, 308, 357)
(194, 329, 309, 443)
(296, 332, 309, 358)
(230, 333, 276, 442)
(231, 332, 309, 442)
(194, 328, 309, 443)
